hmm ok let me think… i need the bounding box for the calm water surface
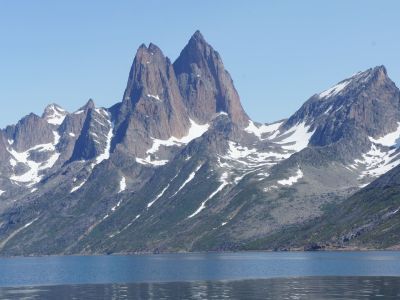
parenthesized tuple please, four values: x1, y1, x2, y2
(1, 277, 400, 299)
(0, 251, 399, 299)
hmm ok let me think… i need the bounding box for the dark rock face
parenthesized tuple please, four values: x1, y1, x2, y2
(55, 102, 92, 165)
(69, 104, 112, 162)
(114, 43, 190, 157)
(6, 113, 54, 151)
(174, 31, 249, 126)
(0, 131, 10, 165)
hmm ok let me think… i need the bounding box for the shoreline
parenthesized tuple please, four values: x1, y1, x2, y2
(0, 247, 399, 259)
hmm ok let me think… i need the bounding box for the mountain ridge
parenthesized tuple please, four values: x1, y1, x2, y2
(0, 31, 399, 255)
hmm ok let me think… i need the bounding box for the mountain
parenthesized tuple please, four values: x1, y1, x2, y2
(0, 31, 400, 255)
(248, 164, 400, 251)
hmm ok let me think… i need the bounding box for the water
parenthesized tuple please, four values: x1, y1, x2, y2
(0, 251, 399, 299)
(1, 277, 400, 299)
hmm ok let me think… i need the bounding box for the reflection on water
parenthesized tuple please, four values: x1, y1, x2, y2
(2, 252, 400, 287)
(0, 277, 399, 300)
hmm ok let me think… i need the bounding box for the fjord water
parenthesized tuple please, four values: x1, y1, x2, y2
(0, 252, 400, 299)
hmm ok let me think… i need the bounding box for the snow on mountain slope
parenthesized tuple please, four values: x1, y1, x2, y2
(277, 168, 304, 186)
(170, 164, 203, 198)
(188, 171, 229, 218)
(43, 104, 68, 125)
(118, 176, 126, 193)
(273, 122, 315, 152)
(70, 108, 114, 193)
(369, 122, 400, 147)
(245, 120, 282, 139)
(318, 80, 351, 99)
(344, 123, 400, 184)
(7, 131, 60, 187)
(136, 119, 209, 166)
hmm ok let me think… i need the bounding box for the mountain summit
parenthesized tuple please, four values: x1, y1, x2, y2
(0, 32, 399, 255)
(174, 31, 249, 126)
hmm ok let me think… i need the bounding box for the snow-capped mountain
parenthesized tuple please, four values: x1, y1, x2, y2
(0, 31, 400, 255)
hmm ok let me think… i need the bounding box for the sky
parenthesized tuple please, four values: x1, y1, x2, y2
(1, 1, 399, 128)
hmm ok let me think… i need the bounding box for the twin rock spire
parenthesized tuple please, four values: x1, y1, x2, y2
(120, 31, 249, 135)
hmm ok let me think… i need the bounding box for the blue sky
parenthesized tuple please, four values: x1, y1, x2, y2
(1, 1, 399, 127)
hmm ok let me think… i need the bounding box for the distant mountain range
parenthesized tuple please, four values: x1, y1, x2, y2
(0, 31, 399, 255)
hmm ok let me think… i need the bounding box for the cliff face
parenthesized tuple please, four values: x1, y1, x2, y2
(174, 31, 249, 126)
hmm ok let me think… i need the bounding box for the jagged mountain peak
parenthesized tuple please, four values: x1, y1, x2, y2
(316, 65, 391, 101)
(121, 42, 174, 108)
(174, 30, 219, 71)
(7, 112, 55, 152)
(43, 103, 65, 112)
(113, 38, 191, 155)
(282, 65, 400, 148)
(135, 42, 166, 63)
(173, 31, 249, 126)
(42, 103, 68, 126)
(186, 30, 207, 51)
(78, 99, 96, 111)
(192, 29, 204, 40)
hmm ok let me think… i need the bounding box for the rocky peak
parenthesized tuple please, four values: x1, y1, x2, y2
(79, 99, 96, 112)
(42, 103, 68, 126)
(113, 41, 190, 157)
(173, 31, 249, 126)
(68, 105, 113, 163)
(284, 65, 400, 147)
(317, 66, 391, 101)
(9, 113, 55, 151)
(121, 43, 174, 108)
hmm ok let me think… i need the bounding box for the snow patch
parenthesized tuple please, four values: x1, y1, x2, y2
(136, 119, 209, 166)
(22, 218, 38, 229)
(8, 131, 60, 186)
(170, 164, 202, 197)
(111, 198, 123, 211)
(93, 120, 113, 166)
(188, 172, 229, 218)
(353, 144, 400, 179)
(118, 214, 141, 234)
(147, 94, 161, 101)
(95, 108, 108, 116)
(147, 185, 169, 208)
(45, 105, 66, 125)
(118, 176, 126, 193)
(323, 106, 333, 115)
(275, 122, 315, 152)
(0, 190, 4, 196)
(369, 123, 400, 147)
(245, 120, 282, 139)
(70, 179, 87, 193)
(264, 185, 278, 192)
(277, 168, 303, 186)
(147, 171, 181, 208)
(319, 80, 350, 99)
(70, 113, 113, 192)
(223, 141, 289, 166)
